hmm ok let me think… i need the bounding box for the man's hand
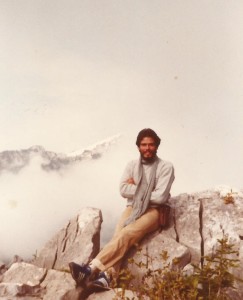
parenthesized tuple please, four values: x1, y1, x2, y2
(126, 178, 135, 185)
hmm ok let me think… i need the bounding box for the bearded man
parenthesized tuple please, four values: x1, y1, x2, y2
(69, 128, 175, 290)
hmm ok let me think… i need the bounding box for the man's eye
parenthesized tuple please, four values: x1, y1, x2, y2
(141, 144, 155, 147)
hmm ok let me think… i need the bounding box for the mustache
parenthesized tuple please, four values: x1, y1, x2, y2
(139, 150, 157, 160)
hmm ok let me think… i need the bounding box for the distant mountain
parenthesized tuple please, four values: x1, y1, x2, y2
(0, 134, 122, 174)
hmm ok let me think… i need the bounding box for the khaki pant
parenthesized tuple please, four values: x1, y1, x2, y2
(91, 206, 160, 274)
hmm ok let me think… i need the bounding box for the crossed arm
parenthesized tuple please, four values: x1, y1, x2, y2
(120, 160, 175, 205)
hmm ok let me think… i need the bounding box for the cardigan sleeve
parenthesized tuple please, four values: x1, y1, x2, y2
(149, 161, 175, 206)
(119, 160, 137, 199)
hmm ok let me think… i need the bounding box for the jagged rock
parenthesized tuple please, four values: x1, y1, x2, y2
(165, 193, 203, 263)
(40, 269, 75, 300)
(0, 263, 44, 298)
(1, 262, 76, 300)
(164, 191, 243, 264)
(1, 262, 46, 286)
(122, 232, 191, 287)
(2, 189, 243, 299)
(201, 193, 243, 257)
(32, 207, 102, 271)
(120, 189, 243, 296)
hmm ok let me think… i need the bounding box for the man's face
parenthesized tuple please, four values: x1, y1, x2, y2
(138, 137, 158, 161)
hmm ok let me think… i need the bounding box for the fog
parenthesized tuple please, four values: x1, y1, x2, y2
(0, 142, 128, 261)
(1, 0, 243, 261)
(0, 134, 241, 262)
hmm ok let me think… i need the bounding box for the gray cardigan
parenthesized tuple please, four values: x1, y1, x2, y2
(120, 157, 175, 207)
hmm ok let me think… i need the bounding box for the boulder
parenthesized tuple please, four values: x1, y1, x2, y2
(0, 262, 76, 300)
(0, 262, 45, 298)
(32, 207, 102, 271)
(1, 262, 46, 286)
(165, 193, 203, 263)
(201, 193, 243, 257)
(41, 269, 76, 300)
(122, 232, 191, 287)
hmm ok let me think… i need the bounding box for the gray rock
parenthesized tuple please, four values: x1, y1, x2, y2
(1, 190, 243, 299)
(41, 269, 76, 300)
(61, 286, 84, 300)
(123, 232, 191, 287)
(0, 282, 41, 298)
(0, 263, 44, 298)
(32, 207, 102, 271)
(201, 193, 243, 298)
(1, 262, 76, 300)
(201, 194, 243, 257)
(166, 193, 202, 263)
(1, 262, 46, 286)
(120, 190, 243, 297)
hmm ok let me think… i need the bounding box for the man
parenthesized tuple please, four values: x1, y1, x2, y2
(69, 128, 175, 290)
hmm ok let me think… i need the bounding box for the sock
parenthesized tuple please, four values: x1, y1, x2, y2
(88, 262, 98, 274)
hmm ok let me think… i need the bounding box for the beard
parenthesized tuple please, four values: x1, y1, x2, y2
(139, 149, 157, 163)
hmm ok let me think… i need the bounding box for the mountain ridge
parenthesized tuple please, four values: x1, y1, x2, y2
(0, 134, 122, 174)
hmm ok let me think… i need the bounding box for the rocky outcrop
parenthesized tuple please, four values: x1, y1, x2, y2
(0, 263, 45, 298)
(1, 189, 243, 299)
(0, 207, 101, 299)
(115, 188, 243, 298)
(170, 190, 243, 274)
(0, 262, 76, 299)
(32, 207, 102, 271)
(122, 232, 191, 287)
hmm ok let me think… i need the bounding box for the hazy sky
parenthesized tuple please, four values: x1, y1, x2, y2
(0, 1, 243, 260)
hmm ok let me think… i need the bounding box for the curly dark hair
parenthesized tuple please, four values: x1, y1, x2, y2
(136, 128, 161, 147)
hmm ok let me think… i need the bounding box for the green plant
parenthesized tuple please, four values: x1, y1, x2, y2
(114, 236, 241, 300)
(194, 236, 240, 300)
(223, 192, 235, 205)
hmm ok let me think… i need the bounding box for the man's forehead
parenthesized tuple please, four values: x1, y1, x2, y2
(140, 137, 156, 143)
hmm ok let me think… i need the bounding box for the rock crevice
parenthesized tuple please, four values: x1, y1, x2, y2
(199, 198, 204, 267)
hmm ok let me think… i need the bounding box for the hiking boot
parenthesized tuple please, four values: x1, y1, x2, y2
(92, 271, 110, 289)
(69, 262, 91, 285)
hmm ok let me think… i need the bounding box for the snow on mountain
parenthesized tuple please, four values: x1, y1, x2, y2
(0, 134, 122, 174)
